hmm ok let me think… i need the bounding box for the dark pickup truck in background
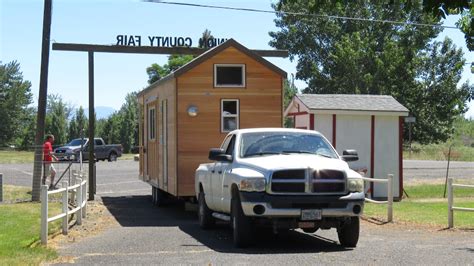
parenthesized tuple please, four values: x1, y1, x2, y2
(54, 138, 123, 162)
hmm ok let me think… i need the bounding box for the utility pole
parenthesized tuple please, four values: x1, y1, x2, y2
(32, 0, 53, 201)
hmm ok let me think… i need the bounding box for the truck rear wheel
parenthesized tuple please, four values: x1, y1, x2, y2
(337, 217, 360, 248)
(198, 192, 215, 229)
(231, 196, 252, 248)
(108, 152, 117, 162)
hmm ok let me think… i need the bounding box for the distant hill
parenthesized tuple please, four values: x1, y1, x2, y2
(84, 106, 116, 119)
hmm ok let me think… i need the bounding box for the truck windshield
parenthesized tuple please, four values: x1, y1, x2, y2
(67, 139, 86, 146)
(240, 132, 338, 159)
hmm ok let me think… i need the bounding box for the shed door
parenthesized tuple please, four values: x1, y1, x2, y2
(146, 101, 158, 181)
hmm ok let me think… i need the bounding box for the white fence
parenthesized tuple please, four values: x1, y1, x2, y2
(362, 174, 393, 223)
(41, 173, 87, 245)
(448, 177, 474, 228)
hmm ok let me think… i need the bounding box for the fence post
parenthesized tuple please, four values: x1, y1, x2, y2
(76, 177, 83, 225)
(0, 173, 3, 202)
(387, 174, 393, 223)
(448, 177, 454, 228)
(41, 185, 48, 245)
(62, 181, 69, 235)
(82, 179, 87, 218)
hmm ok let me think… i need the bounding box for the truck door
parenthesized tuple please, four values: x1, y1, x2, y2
(215, 135, 236, 212)
(209, 134, 232, 210)
(94, 139, 105, 159)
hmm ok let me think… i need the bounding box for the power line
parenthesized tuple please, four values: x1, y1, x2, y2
(143, 0, 460, 30)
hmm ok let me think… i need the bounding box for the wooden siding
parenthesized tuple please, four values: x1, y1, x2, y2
(140, 79, 178, 195)
(138, 100, 144, 179)
(177, 46, 283, 196)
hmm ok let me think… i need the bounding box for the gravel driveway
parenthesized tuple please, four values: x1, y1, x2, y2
(53, 194, 474, 265)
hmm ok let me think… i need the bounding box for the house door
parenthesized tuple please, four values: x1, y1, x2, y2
(146, 101, 158, 181)
(161, 99, 168, 191)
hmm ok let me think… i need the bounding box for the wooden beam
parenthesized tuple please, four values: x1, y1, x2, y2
(88, 51, 95, 200)
(52, 43, 289, 57)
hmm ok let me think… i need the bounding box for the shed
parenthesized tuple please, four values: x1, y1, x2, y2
(137, 39, 287, 199)
(285, 94, 409, 200)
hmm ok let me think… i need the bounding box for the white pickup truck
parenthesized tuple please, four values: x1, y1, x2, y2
(195, 128, 365, 248)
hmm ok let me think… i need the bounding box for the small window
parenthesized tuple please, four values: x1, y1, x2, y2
(221, 99, 239, 133)
(94, 139, 103, 145)
(214, 64, 245, 87)
(148, 107, 156, 140)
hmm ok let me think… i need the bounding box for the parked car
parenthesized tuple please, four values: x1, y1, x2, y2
(195, 128, 364, 248)
(54, 138, 123, 162)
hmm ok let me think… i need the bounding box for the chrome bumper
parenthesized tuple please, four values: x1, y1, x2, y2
(240, 192, 365, 218)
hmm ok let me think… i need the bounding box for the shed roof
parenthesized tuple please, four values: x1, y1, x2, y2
(138, 39, 287, 96)
(296, 94, 409, 113)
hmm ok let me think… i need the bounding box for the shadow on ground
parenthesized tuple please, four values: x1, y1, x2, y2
(101, 195, 350, 254)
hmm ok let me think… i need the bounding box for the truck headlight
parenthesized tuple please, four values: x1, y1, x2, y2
(347, 178, 364, 192)
(240, 178, 266, 192)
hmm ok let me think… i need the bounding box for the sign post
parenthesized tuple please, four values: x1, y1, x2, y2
(404, 116, 416, 154)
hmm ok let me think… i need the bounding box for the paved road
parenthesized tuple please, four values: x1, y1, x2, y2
(2, 159, 472, 189)
(403, 160, 474, 183)
(0, 160, 149, 196)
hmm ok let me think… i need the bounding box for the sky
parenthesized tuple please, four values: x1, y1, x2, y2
(1, 0, 473, 118)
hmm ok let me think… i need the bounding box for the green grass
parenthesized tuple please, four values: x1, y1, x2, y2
(0, 186, 61, 265)
(403, 143, 474, 162)
(0, 151, 35, 164)
(364, 183, 474, 228)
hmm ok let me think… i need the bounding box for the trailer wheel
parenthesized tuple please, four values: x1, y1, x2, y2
(198, 192, 215, 229)
(231, 195, 252, 248)
(337, 217, 360, 248)
(152, 187, 167, 207)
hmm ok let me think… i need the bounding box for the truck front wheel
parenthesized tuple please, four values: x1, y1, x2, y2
(337, 217, 360, 248)
(231, 196, 252, 248)
(198, 192, 215, 229)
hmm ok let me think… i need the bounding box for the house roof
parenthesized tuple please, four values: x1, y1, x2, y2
(296, 94, 409, 113)
(138, 39, 287, 96)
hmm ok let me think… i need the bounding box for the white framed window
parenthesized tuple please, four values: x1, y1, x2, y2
(214, 64, 246, 87)
(221, 99, 239, 133)
(148, 107, 156, 141)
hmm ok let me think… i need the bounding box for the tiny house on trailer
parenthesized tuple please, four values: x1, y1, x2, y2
(137, 39, 287, 201)
(285, 94, 409, 200)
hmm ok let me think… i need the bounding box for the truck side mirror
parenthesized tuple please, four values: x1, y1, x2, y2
(341, 149, 359, 162)
(208, 148, 232, 162)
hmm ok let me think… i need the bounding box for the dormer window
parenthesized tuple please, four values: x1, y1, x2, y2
(214, 64, 245, 87)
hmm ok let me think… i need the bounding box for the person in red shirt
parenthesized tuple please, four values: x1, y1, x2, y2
(42, 134, 57, 190)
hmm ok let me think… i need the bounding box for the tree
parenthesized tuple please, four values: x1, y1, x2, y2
(146, 54, 194, 84)
(68, 106, 88, 140)
(422, 0, 473, 51)
(118, 92, 138, 153)
(146, 29, 215, 84)
(409, 38, 473, 143)
(17, 107, 36, 150)
(270, 0, 473, 143)
(0, 61, 33, 146)
(45, 94, 72, 145)
(99, 112, 122, 145)
(283, 75, 298, 128)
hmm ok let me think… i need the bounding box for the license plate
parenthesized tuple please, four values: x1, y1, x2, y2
(301, 209, 322, 221)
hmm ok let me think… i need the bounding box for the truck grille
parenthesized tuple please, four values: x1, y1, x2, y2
(270, 169, 346, 194)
